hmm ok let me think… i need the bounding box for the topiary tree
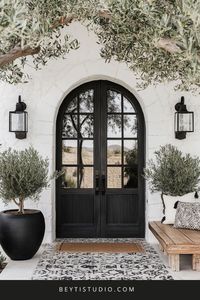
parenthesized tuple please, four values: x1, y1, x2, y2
(0, 147, 50, 214)
(144, 144, 200, 198)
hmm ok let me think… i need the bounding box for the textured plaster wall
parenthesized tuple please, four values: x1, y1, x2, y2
(0, 23, 200, 243)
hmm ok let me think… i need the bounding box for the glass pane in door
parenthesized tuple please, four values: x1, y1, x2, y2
(124, 140, 138, 165)
(80, 115, 94, 138)
(107, 115, 122, 138)
(124, 115, 137, 138)
(61, 167, 78, 188)
(107, 167, 122, 188)
(80, 167, 93, 188)
(81, 140, 93, 165)
(107, 140, 122, 165)
(123, 96, 135, 113)
(65, 97, 77, 113)
(62, 140, 77, 164)
(107, 90, 121, 112)
(62, 114, 78, 138)
(123, 167, 138, 188)
(79, 89, 94, 112)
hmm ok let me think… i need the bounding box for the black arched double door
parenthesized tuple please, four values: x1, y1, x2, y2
(56, 81, 145, 238)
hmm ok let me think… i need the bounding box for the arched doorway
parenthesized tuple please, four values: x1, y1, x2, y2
(56, 80, 145, 237)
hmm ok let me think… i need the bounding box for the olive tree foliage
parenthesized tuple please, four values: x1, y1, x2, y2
(0, 147, 49, 213)
(96, 0, 200, 91)
(144, 144, 200, 196)
(1, 0, 200, 91)
(0, 0, 104, 83)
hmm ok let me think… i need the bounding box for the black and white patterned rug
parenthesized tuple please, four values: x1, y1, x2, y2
(32, 239, 173, 280)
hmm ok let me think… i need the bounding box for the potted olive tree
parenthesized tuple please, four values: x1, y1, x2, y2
(144, 144, 200, 223)
(0, 147, 52, 260)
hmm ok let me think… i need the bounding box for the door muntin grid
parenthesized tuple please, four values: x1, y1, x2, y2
(61, 88, 138, 190)
(61, 89, 94, 189)
(106, 91, 138, 189)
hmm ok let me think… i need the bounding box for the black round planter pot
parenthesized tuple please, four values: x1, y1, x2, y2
(0, 209, 45, 260)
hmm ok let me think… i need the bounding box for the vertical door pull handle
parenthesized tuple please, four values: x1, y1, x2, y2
(95, 171, 100, 193)
(101, 174, 106, 194)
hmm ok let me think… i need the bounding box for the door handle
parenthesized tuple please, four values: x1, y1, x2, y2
(101, 173, 106, 194)
(95, 171, 100, 194)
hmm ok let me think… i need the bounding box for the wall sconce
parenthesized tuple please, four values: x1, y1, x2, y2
(174, 96, 194, 140)
(9, 95, 28, 139)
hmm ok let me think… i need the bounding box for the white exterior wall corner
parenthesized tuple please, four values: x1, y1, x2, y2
(0, 23, 200, 243)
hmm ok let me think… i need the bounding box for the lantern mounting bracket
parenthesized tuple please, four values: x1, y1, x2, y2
(175, 96, 187, 113)
(16, 95, 27, 112)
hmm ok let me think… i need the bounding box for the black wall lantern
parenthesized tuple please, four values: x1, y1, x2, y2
(174, 96, 194, 140)
(9, 95, 28, 139)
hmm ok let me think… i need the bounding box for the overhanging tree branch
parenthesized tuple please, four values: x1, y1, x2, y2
(1, 0, 199, 91)
(155, 38, 182, 54)
(0, 46, 40, 68)
(98, 9, 112, 20)
(52, 14, 76, 28)
(0, 8, 111, 69)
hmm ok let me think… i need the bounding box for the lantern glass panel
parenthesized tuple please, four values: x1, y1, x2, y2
(178, 113, 193, 132)
(10, 112, 27, 132)
(175, 113, 178, 132)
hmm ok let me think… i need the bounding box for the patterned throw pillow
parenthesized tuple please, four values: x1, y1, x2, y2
(161, 192, 198, 225)
(174, 202, 200, 230)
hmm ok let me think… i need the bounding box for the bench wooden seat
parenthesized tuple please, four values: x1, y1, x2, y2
(149, 221, 200, 271)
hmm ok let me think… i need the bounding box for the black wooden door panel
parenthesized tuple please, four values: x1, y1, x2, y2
(106, 194, 139, 224)
(60, 194, 95, 224)
(56, 80, 145, 238)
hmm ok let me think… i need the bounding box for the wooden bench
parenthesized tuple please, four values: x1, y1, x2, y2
(149, 221, 200, 272)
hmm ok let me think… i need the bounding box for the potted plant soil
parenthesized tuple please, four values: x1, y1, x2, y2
(0, 147, 51, 260)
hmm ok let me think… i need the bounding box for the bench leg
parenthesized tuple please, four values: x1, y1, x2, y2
(168, 254, 180, 271)
(192, 255, 200, 271)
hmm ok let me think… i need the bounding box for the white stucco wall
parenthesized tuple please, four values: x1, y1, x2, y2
(0, 23, 200, 243)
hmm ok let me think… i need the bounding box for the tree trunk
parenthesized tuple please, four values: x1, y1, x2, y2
(18, 197, 25, 214)
(161, 192, 165, 214)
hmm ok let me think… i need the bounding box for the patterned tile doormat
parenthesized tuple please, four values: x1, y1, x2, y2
(57, 242, 144, 253)
(32, 239, 174, 280)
